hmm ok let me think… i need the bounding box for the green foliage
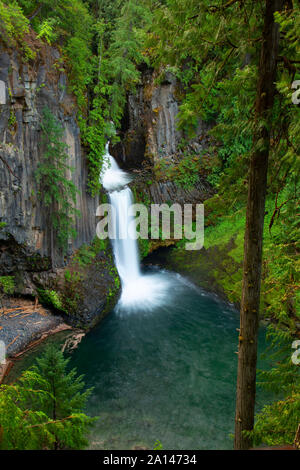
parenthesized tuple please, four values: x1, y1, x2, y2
(154, 152, 201, 189)
(249, 325, 300, 446)
(3, 1, 153, 193)
(59, 269, 83, 315)
(153, 439, 163, 450)
(0, 1, 35, 60)
(10, 0, 151, 193)
(37, 288, 62, 311)
(27, 345, 93, 421)
(16, 0, 93, 52)
(36, 18, 57, 44)
(80, 0, 152, 194)
(73, 237, 109, 267)
(0, 1, 29, 43)
(138, 237, 151, 259)
(0, 346, 95, 449)
(149, 0, 299, 447)
(73, 244, 96, 268)
(91, 236, 109, 254)
(249, 389, 300, 447)
(0, 276, 14, 295)
(79, 108, 113, 196)
(35, 107, 80, 251)
(0, 275, 14, 311)
(105, 0, 149, 121)
(8, 110, 17, 128)
(0, 376, 61, 450)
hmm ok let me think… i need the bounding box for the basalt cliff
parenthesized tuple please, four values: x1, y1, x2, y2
(0, 39, 214, 332)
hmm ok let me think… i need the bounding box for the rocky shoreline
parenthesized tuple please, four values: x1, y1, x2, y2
(0, 298, 72, 383)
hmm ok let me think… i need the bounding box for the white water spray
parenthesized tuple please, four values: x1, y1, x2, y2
(109, 187, 140, 283)
(101, 144, 172, 312)
(101, 144, 132, 191)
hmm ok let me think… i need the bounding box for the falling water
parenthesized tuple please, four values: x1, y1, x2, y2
(101, 144, 172, 312)
(109, 187, 140, 283)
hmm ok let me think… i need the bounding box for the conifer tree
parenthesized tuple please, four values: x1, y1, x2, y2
(23, 345, 95, 450)
(148, 0, 299, 449)
(234, 0, 285, 449)
(0, 346, 95, 450)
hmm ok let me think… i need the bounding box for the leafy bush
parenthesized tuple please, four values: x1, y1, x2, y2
(0, 276, 14, 295)
(250, 326, 300, 447)
(60, 270, 83, 315)
(154, 153, 201, 190)
(0, 1, 29, 43)
(0, 276, 14, 312)
(37, 288, 62, 311)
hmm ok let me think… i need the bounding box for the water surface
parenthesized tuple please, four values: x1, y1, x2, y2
(69, 269, 268, 450)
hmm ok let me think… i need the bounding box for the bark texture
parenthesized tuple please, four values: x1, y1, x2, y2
(234, 0, 283, 450)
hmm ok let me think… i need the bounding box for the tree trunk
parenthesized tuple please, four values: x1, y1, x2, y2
(234, 0, 284, 450)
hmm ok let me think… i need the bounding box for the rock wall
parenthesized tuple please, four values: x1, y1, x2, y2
(146, 240, 241, 310)
(111, 67, 214, 205)
(0, 40, 100, 296)
(0, 42, 214, 326)
(0, 38, 120, 327)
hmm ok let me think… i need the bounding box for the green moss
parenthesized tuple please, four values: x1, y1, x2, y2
(172, 191, 298, 333)
(73, 244, 96, 267)
(73, 238, 109, 268)
(152, 153, 201, 189)
(0, 276, 15, 295)
(139, 238, 151, 259)
(37, 271, 84, 316)
(204, 208, 246, 250)
(59, 270, 83, 315)
(37, 288, 63, 311)
(26, 254, 51, 271)
(8, 110, 16, 128)
(227, 231, 244, 263)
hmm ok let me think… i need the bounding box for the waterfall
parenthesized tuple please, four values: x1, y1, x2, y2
(109, 187, 140, 283)
(100, 144, 172, 313)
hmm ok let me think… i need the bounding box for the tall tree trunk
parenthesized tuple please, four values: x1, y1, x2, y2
(234, 0, 284, 450)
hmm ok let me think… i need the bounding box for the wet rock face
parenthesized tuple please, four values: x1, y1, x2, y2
(111, 68, 212, 168)
(148, 71, 181, 160)
(131, 177, 214, 210)
(145, 238, 242, 310)
(109, 71, 149, 170)
(111, 67, 214, 206)
(0, 43, 99, 295)
(61, 248, 120, 329)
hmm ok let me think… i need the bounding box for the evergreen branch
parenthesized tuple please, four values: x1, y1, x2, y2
(25, 415, 75, 429)
(199, 47, 236, 109)
(27, 4, 42, 21)
(209, 0, 244, 12)
(269, 195, 298, 233)
(188, 0, 243, 18)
